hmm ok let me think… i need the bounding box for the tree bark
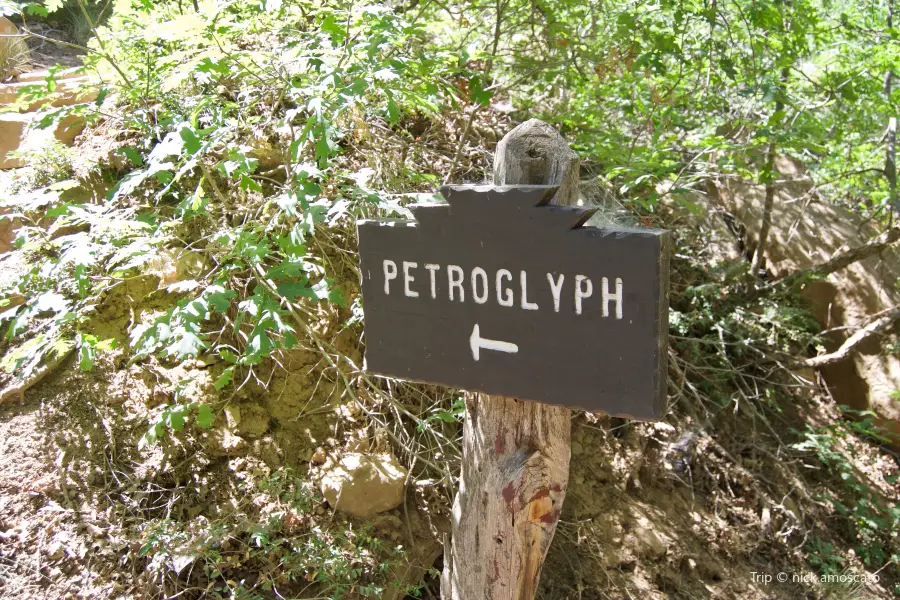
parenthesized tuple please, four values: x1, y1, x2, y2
(887, 0, 897, 212)
(751, 65, 790, 276)
(442, 119, 577, 600)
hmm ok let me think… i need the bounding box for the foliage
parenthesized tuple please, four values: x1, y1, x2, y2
(484, 0, 899, 216)
(2, 0, 900, 596)
(138, 470, 413, 598)
(792, 409, 900, 570)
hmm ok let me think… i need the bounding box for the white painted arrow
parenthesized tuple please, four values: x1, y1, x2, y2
(469, 323, 519, 361)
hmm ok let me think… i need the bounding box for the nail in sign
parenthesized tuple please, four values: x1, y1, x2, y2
(357, 185, 671, 420)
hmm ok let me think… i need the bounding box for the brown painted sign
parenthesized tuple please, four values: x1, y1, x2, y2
(357, 185, 671, 420)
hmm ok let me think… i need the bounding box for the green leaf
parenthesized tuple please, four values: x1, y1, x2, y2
(166, 405, 187, 431)
(309, 280, 346, 306)
(180, 127, 202, 155)
(75, 263, 90, 298)
(386, 98, 400, 123)
(24, 3, 49, 17)
(321, 12, 347, 44)
(469, 76, 492, 107)
(96, 338, 117, 351)
(205, 285, 236, 313)
(120, 147, 144, 166)
(276, 279, 311, 300)
(167, 330, 205, 358)
(79, 345, 94, 371)
(196, 404, 215, 428)
(214, 366, 234, 390)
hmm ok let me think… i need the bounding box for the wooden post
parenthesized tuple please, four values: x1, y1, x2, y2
(442, 119, 578, 600)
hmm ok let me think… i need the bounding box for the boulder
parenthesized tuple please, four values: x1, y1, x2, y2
(320, 453, 408, 517)
(0, 17, 30, 81)
(0, 16, 17, 37)
(0, 76, 98, 112)
(0, 113, 28, 169)
(15, 67, 86, 84)
(714, 156, 900, 446)
(0, 112, 87, 170)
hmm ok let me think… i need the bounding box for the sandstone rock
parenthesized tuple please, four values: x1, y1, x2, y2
(0, 211, 21, 253)
(15, 67, 85, 84)
(0, 113, 27, 169)
(205, 427, 247, 456)
(601, 545, 631, 569)
(224, 404, 241, 429)
(0, 112, 88, 170)
(0, 76, 98, 112)
(0, 17, 30, 81)
(631, 524, 668, 558)
(54, 114, 86, 145)
(0, 16, 15, 35)
(320, 452, 408, 517)
(237, 404, 270, 439)
(715, 155, 900, 447)
(45, 540, 66, 561)
(310, 447, 328, 465)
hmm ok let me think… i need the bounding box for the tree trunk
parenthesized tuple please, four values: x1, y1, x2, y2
(887, 1, 897, 212)
(442, 119, 578, 600)
(751, 65, 790, 276)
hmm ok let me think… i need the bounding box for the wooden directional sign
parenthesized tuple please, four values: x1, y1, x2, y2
(357, 185, 671, 420)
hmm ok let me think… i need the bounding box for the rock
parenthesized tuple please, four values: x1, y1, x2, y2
(0, 76, 98, 112)
(45, 540, 66, 560)
(205, 427, 247, 457)
(630, 523, 668, 559)
(320, 453, 408, 517)
(0, 16, 15, 35)
(224, 404, 241, 429)
(15, 67, 86, 84)
(150, 249, 212, 288)
(0, 113, 27, 169)
(601, 546, 631, 569)
(0, 17, 30, 81)
(0, 112, 88, 170)
(252, 437, 282, 468)
(310, 447, 328, 465)
(0, 206, 23, 252)
(237, 404, 270, 439)
(54, 114, 86, 145)
(716, 155, 900, 448)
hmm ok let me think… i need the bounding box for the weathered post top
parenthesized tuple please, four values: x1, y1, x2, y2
(494, 119, 580, 203)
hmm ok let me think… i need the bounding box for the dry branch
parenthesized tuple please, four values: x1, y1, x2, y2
(775, 227, 900, 289)
(803, 306, 900, 368)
